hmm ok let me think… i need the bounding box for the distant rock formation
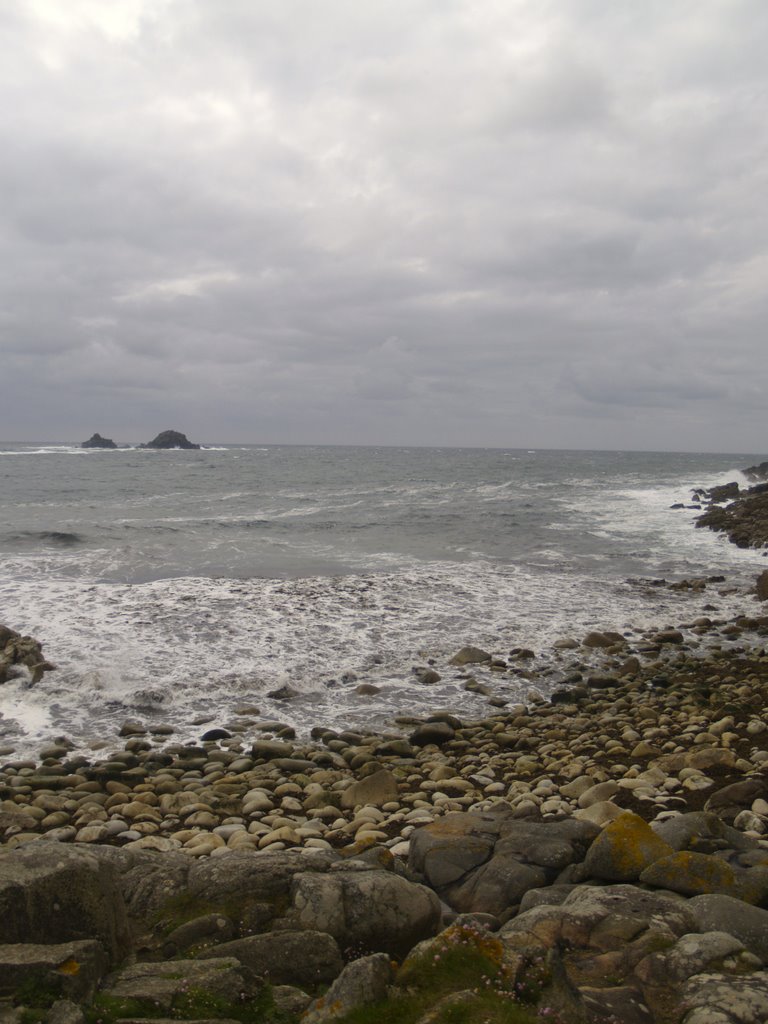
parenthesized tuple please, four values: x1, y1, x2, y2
(142, 430, 200, 450)
(82, 433, 117, 449)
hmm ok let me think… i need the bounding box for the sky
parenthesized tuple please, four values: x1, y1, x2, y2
(1, 1, 767, 451)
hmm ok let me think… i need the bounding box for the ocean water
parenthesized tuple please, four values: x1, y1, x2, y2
(0, 443, 765, 757)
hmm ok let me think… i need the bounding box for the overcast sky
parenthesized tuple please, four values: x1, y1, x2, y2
(1, 1, 766, 451)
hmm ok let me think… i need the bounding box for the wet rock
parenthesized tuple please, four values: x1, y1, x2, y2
(449, 646, 491, 666)
(409, 722, 455, 747)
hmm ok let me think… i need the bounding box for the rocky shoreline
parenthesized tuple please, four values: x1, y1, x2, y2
(695, 462, 768, 551)
(3, 576, 768, 1023)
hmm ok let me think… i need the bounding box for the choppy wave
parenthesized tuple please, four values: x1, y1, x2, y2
(3, 530, 85, 547)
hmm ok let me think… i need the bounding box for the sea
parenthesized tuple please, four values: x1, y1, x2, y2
(1, 443, 765, 759)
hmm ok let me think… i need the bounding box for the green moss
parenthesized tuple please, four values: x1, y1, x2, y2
(331, 924, 562, 1024)
(152, 891, 288, 937)
(19, 1011, 47, 1024)
(84, 985, 295, 1024)
(13, 976, 63, 1009)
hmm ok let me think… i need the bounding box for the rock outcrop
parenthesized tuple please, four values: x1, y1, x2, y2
(142, 430, 201, 450)
(0, 625, 55, 685)
(694, 459, 768, 548)
(744, 460, 768, 482)
(696, 486, 768, 548)
(81, 433, 117, 449)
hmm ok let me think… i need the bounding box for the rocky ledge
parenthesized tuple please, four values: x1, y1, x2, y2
(3, 602, 768, 1022)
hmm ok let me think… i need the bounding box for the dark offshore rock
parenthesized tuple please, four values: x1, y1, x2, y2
(142, 430, 201, 450)
(81, 433, 117, 449)
(757, 569, 768, 601)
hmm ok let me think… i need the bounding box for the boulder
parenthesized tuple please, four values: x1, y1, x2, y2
(340, 769, 399, 809)
(651, 811, 757, 854)
(410, 810, 598, 914)
(689, 894, 768, 962)
(0, 845, 131, 964)
(634, 931, 749, 988)
(0, 625, 55, 684)
(81, 433, 116, 449)
(0, 941, 107, 1002)
(286, 868, 441, 958)
(705, 779, 767, 824)
(301, 953, 391, 1023)
(449, 646, 491, 666)
(197, 930, 343, 987)
(409, 811, 502, 889)
(758, 569, 768, 602)
(142, 430, 200, 450)
(679, 971, 768, 1024)
(707, 481, 740, 503)
(99, 957, 258, 1011)
(583, 812, 674, 883)
(582, 631, 624, 648)
(409, 721, 455, 747)
(639, 851, 742, 897)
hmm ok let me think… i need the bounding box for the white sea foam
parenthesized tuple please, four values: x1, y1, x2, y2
(0, 556, 759, 758)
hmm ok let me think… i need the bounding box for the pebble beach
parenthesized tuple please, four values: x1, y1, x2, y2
(2, 587, 768, 857)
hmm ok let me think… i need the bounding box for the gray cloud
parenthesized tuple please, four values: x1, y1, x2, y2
(0, 0, 766, 450)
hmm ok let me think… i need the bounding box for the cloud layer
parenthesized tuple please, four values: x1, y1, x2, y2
(2, 0, 766, 450)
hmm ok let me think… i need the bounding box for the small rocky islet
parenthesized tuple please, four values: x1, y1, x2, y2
(81, 430, 201, 450)
(3, 475, 768, 1023)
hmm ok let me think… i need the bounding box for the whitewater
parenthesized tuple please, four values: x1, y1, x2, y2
(0, 443, 765, 757)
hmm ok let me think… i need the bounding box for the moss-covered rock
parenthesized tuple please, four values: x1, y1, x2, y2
(583, 812, 674, 883)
